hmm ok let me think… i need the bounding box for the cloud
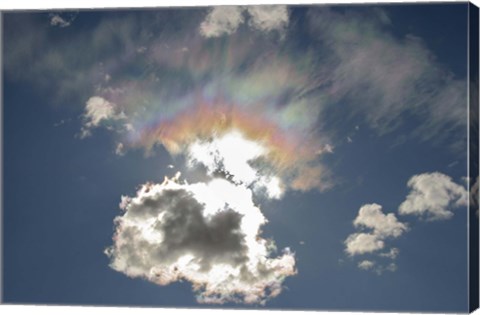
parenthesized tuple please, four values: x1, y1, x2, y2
(358, 260, 397, 275)
(199, 6, 245, 38)
(199, 5, 289, 38)
(49, 13, 75, 28)
(6, 7, 466, 158)
(345, 232, 385, 256)
(6, 8, 463, 193)
(345, 204, 407, 256)
(115, 143, 125, 156)
(290, 164, 333, 193)
(186, 131, 284, 199)
(246, 6, 289, 34)
(358, 260, 375, 270)
(105, 175, 296, 304)
(79, 96, 128, 138)
(307, 8, 467, 148)
(379, 247, 399, 259)
(133, 100, 331, 193)
(345, 204, 407, 272)
(385, 262, 397, 272)
(398, 172, 468, 220)
(346, 172, 467, 273)
(354, 203, 408, 238)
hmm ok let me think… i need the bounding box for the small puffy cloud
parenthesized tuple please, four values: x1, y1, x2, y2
(345, 232, 384, 256)
(199, 6, 245, 38)
(246, 6, 289, 34)
(398, 172, 468, 220)
(386, 262, 397, 272)
(199, 5, 289, 38)
(83, 97, 116, 127)
(358, 260, 375, 270)
(358, 260, 397, 275)
(345, 204, 406, 262)
(50, 14, 71, 27)
(115, 143, 125, 156)
(316, 144, 334, 155)
(105, 175, 296, 304)
(354, 203, 408, 238)
(79, 96, 127, 138)
(49, 13, 76, 28)
(379, 247, 400, 259)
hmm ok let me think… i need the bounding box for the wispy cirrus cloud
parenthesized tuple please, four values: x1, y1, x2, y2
(5, 7, 467, 176)
(5, 7, 467, 154)
(307, 8, 467, 148)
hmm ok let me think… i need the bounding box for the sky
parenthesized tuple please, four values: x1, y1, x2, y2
(1, 2, 478, 313)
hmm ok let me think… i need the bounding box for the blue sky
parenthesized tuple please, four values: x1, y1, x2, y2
(2, 3, 476, 312)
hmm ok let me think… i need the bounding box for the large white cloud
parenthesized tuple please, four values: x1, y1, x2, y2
(105, 175, 296, 304)
(398, 172, 468, 220)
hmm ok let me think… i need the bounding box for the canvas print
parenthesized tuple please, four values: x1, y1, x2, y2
(1, 1, 479, 313)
